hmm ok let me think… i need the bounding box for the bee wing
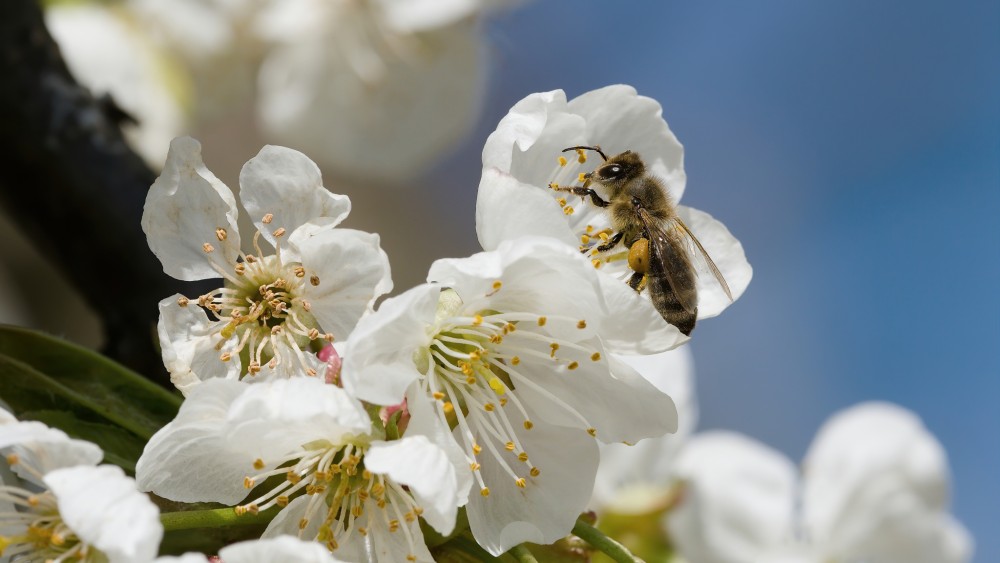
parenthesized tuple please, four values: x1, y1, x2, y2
(637, 207, 699, 314)
(675, 216, 734, 302)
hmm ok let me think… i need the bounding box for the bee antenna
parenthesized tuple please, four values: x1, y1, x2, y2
(561, 145, 608, 161)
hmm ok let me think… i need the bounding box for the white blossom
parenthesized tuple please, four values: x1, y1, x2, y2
(667, 403, 973, 563)
(158, 536, 351, 562)
(342, 236, 678, 555)
(136, 378, 466, 562)
(0, 411, 162, 563)
(476, 85, 752, 348)
(142, 137, 392, 392)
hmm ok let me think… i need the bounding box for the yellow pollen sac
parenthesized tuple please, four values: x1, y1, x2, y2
(6, 454, 18, 466)
(586, 225, 594, 233)
(273, 227, 287, 238)
(592, 259, 602, 269)
(298, 518, 310, 530)
(432, 391, 445, 400)
(244, 504, 260, 515)
(219, 352, 232, 362)
(473, 314, 484, 326)
(517, 452, 529, 462)
(581, 234, 591, 244)
(558, 155, 568, 166)
(524, 420, 534, 430)
(578, 172, 587, 182)
(277, 496, 289, 507)
(352, 505, 364, 518)
(504, 441, 515, 451)
(515, 478, 527, 488)
(293, 266, 306, 278)
(202, 242, 215, 253)
(443, 401, 455, 414)
(262, 213, 274, 224)
(490, 334, 503, 344)
(51, 532, 66, 546)
(587, 427, 597, 437)
(550, 343, 559, 357)
(176, 296, 189, 307)
(487, 280, 503, 296)
(480, 487, 490, 497)
(243, 476, 255, 489)
(500, 398, 508, 407)
(567, 361, 579, 370)
(577, 150, 587, 163)
(599, 232, 610, 243)
(591, 352, 602, 362)
(472, 443, 482, 455)
(287, 471, 302, 484)
(407, 555, 418, 562)
(563, 206, 575, 215)
(470, 462, 481, 471)
(577, 320, 587, 329)
(310, 275, 320, 286)
(215, 227, 228, 241)
(484, 403, 495, 412)
(530, 467, 541, 477)
(466, 376, 477, 385)
(548, 182, 559, 190)
(234, 262, 246, 275)
(253, 458, 265, 470)
(488, 377, 507, 395)
(414, 507, 424, 516)
(556, 197, 567, 207)
(511, 356, 521, 365)
(537, 316, 547, 326)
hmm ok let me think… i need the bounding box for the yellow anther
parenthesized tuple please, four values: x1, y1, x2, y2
(578, 172, 587, 182)
(549, 182, 559, 190)
(515, 478, 527, 488)
(6, 454, 18, 466)
(587, 427, 597, 437)
(466, 376, 477, 385)
(407, 555, 417, 561)
(484, 403, 495, 412)
(568, 361, 579, 370)
(310, 275, 320, 286)
(592, 259, 602, 269)
(505, 441, 515, 451)
(299, 518, 309, 530)
(537, 316, 547, 326)
(524, 420, 534, 430)
(577, 320, 587, 329)
(202, 242, 215, 253)
(511, 356, 521, 365)
(488, 377, 507, 395)
(577, 150, 587, 163)
(287, 471, 302, 484)
(215, 228, 227, 241)
(491, 280, 502, 291)
(558, 155, 568, 166)
(473, 443, 482, 454)
(292, 266, 305, 278)
(262, 213, 274, 224)
(273, 227, 286, 238)
(517, 452, 529, 462)
(557, 197, 567, 207)
(500, 398, 508, 407)
(432, 391, 446, 400)
(253, 458, 265, 470)
(220, 352, 232, 362)
(591, 352, 602, 362)
(443, 401, 454, 413)
(243, 476, 255, 489)
(563, 206, 575, 215)
(481, 487, 490, 497)
(530, 467, 541, 477)
(599, 232, 610, 242)
(470, 462, 481, 471)
(352, 505, 364, 518)
(581, 234, 591, 244)
(586, 225, 594, 233)
(473, 314, 483, 326)
(277, 496, 289, 507)
(550, 343, 559, 357)
(234, 262, 246, 275)
(490, 334, 503, 344)
(176, 296, 189, 307)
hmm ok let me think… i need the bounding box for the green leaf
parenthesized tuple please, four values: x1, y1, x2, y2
(0, 325, 181, 441)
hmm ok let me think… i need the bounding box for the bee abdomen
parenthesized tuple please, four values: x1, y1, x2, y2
(647, 272, 697, 336)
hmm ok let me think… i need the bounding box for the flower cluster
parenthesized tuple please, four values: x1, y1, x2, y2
(3, 84, 971, 562)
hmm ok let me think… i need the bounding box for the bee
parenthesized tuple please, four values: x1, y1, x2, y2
(554, 145, 732, 335)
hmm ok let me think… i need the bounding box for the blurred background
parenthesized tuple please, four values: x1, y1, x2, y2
(1, 0, 996, 560)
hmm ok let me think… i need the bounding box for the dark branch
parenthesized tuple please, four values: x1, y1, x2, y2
(0, 0, 209, 387)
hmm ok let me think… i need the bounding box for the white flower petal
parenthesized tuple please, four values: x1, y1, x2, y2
(221, 535, 350, 563)
(676, 205, 752, 319)
(368, 508, 435, 562)
(404, 384, 473, 507)
(156, 295, 241, 394)
(365, 436, 462, 535)
(594, 267, 688, 353)
(293, 225, 393, 339)
(567, 85, 687, 201)
(377, 0, 484, 32)
(466, 420, 599, 556)
(239, 145, 351, 245)
(142, 137, 241, 281)
(46, 465, 161, 563)
(0, 419, 103, 487)
(341, 284, 440, 405)
(666, 432, 797, 563)
(593, 347, 695, 511)
(475, 168, 579, 252)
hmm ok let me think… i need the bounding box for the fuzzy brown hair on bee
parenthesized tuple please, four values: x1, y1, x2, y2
(555, 145, 732, 336)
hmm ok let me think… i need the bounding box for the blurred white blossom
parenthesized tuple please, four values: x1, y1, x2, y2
(667, 403, 973, 563)
(477, 85, 753, 348)
(142, 137, 391, 392)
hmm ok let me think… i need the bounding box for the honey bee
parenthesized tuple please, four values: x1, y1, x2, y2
(554, 145, 732, 335)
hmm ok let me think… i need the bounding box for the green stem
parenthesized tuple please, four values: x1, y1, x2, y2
(510, 544, 538, 563)
(160, 507, 276, 532)
(573, 517, 644, 563)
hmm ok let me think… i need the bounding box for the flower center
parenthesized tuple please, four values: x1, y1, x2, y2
(238, 444, 424, 560)
(424, 291, 601, 497)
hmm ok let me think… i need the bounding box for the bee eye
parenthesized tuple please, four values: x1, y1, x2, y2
(600, 165, 623, 179)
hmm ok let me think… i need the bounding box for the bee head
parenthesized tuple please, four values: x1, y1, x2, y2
(588, 150, 645, 192)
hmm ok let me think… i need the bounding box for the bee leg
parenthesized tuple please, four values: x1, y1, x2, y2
(554, 186, 610, 208)
(627, 271, 646, 293)
(597, 231, 624, 252)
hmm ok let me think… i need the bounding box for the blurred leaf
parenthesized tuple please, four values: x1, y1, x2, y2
(0, 325, 181, 441)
